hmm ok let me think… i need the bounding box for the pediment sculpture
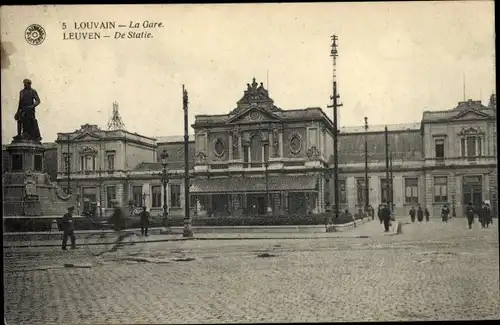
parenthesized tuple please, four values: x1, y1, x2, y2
(239, 78, 271, 104)
(458, 126, 484, 136)
(80, 146, 97, 154)
(306, 146, 321, 160)
(195, 151, 207, 164)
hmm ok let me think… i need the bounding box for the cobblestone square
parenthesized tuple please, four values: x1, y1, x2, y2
(4, 219, 499, 324)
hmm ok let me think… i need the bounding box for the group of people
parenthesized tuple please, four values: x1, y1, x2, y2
(406, 201, 494, 229)
(60, 201, 152, 251)
(409, 205, 432, 223)
(465, 201, 493, 229)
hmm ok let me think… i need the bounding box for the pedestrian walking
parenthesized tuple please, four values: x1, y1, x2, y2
(466, 202, 475, 229)
(378, 204, 383, 224)
(139, 206, 150, 236)
(369, 205, 375, 220)
(61, 206, 77, 250)
(381, 202, 391, 232)
(441, 204, 450, 222)
(425, 208, 430, 222)
(409, 206, 416, 223)
(484, 202, 492, 228)
(417, 205, 424, 222)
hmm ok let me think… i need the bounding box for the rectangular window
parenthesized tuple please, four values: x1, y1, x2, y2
(11, 154, 23, 172)
(380, 178, 389, 203)
(433, 176, 448, 202)
(132, 186, 143, 207)
(106, 186, 117, 208)
(62, 154, 69, 173)
(324, 178, 331, 206)
(356, 178, 369, 207)
(170, 184, 181, 208)
(435, 138, 444, 159)
(404, 178, 419, 204)
(107, 154, 115, 170)
(339, 179, 347, 204)
(466, 136, 476, 157)
(462, 136, 482, 157)
(80, 155, 96, 171)
(152, 186, 162, 208)
(34, 154, 43, 171)
(244, 147, 249, 163)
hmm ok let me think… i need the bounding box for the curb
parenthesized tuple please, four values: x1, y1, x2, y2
(3, 237, 195, 249)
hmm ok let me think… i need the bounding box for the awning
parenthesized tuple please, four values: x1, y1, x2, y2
(191, 175, 318, 194)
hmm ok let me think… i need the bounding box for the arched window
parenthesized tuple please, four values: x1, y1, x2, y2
(250, 134, 262, 163)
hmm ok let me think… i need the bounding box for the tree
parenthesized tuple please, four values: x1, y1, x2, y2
(488, 94, 496, 109)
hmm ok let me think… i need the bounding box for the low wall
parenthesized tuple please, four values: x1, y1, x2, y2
(326, 217, 372, 232)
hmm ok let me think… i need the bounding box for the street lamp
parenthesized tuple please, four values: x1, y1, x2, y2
(364, 117, 369, 213)
(160, 149, 169, 231)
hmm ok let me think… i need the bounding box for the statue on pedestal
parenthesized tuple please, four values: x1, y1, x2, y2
(14, 78, 42, 142)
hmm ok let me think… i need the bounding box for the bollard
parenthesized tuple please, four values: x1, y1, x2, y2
(396, 222, 403, 234)
(51, 219, 59, 232)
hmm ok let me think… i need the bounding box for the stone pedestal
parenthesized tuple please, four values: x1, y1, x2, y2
(3, 139, 77, 217)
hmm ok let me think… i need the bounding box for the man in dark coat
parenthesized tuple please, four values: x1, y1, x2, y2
(417, 205, 424, 222)
(466, 202, 475, 229)
(61, 206, 77, 250)
(425, 208, 430, 222)
(381, 203, 391, 232)
(441, 204, 450, 223)
(139, 206, 150, 236)
(409, 206, 416, 223)
(378, 204, 383, 224)
(369, 205, 375, 220)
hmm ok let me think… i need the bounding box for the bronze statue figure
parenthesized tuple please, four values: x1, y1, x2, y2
(14, 78, 41, 141)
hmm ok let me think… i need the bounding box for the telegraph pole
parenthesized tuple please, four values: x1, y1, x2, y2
(389, 151, 394, 212)
(66, 134, 71, 194)
(364, 117, 369, 212)
(327, 35, 343, 219)
(384, 126, 391, 213)
(183, 85, 193, 238)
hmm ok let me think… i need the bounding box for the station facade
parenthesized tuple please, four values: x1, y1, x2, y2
(26, 80, 495, 218)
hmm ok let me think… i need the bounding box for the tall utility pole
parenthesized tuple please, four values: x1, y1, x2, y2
(183, 85, 193, 238)
(364, 117, 369, 213)
(66, 134, 71, 194)
(384, 126, 391, 213)
(327, 34, 343, 219)
(389, 152, 394, 212)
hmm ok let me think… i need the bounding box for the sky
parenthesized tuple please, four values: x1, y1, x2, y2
(1, 2, 496, 143)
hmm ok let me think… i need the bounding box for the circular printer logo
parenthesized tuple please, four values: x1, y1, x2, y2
(25, 24, 46, 46)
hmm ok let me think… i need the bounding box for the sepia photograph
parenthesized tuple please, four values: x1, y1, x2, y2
(1, 2, 498, 324)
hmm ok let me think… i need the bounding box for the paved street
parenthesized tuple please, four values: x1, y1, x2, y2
(4, 218, 499, 324)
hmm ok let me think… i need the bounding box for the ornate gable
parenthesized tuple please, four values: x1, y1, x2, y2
(73, 131, 102, 141)
(451, 108, 490, 121)
(227, 107, 282, 124)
